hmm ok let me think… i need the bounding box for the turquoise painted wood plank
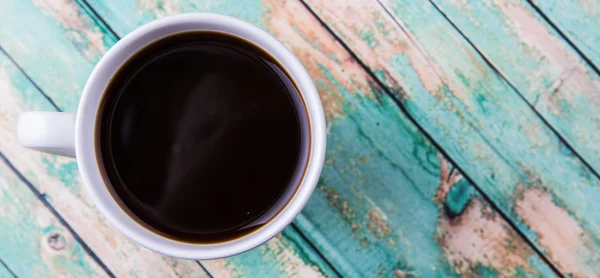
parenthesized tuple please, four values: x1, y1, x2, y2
(0, 159, 107, 277)
(0, 262, 14, 278)
(530, 0, 600, 70)
(0, 0, 117, 111)
(84, 0, 555, 276)
(304, 0, 600, 276)
(0, 47, 211, 278)
(431, 0, 600, 175)
(0, 1, 338, 276)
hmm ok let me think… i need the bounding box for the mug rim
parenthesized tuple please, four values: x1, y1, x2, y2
(75, 13, 326, 259)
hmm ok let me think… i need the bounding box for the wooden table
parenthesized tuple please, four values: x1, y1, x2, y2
(0, 0, 598, 277)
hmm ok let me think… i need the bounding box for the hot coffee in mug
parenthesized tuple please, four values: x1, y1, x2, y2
(18, 14, 326, 259)
(98, 31, 310, 243)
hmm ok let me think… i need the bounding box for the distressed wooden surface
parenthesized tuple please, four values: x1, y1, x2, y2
(304, 0, 600, 276)
(530, 0, 600, 70)
(0, 0, 598, 277)
(0, 157, 107, 277)
(431, 0, 600, 174)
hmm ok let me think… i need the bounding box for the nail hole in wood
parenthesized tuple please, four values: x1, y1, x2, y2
(47, 232, 65, 250)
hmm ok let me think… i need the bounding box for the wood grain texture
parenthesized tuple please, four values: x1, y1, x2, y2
(530, 0, 600, 70)
(0, 1, 337, 277)
(85, 0, 556, 276)
(0, 48, 210, 278)
(431, 0, 600, 175)
(0, 156, 106, 277)
(304, 0, 600, 276)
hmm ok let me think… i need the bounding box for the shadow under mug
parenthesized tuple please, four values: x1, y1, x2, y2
(17, 13, 326, 260)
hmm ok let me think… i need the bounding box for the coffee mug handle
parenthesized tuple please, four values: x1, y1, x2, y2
(17, 112, 77, 157)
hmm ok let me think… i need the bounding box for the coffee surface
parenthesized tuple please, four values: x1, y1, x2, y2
(99, 32, 303, 243)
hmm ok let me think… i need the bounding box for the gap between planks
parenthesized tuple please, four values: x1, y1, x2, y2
(0, 46, 61, 112)
(527, 0, 600, 76)
(0, 258, 17, 278)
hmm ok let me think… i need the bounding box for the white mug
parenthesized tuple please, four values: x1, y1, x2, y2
(17, 13, 326, 259)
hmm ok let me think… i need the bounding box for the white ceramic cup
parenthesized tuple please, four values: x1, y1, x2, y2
(17, 13, 326, 260)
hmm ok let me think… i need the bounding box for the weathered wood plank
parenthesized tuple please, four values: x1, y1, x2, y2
(85, 0, 556, 276)
(0, 158, 106, 277)
(431, 0, 600, 174)
(304, 0, 600, 276)
(0, 1, 338, 276)
(530, 0, 600, 70)
(0, 48, 210, 278)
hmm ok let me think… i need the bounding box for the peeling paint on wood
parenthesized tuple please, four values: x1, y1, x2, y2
(530, 0, 600, 69)
(515, 186, 598, 277)
(431, 0, 600, 192)
(0, 159, 106, 277)
(0, 0, 116, 110)
(1, 0, 597, 276)
(437, 196, 538, 277)
(304, 0, 600, 275)
(436, 157, 548, 277)
(32, 0, 108, 61)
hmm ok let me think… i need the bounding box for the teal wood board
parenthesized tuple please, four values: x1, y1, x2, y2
(530, 0, 600, 70)
(0, 0, 598, 277)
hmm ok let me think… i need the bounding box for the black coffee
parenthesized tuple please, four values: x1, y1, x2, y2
(98, 32, 307, 243)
